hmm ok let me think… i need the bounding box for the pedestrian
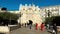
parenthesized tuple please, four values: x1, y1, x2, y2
(18, 23, 21, 28)
(53, 23, 57, 34)
(25, 23, 27, 28)
(47, 24, 49, 30)
(29, 20, 33, 29)
(21, 23, 24, 27)
(40, 23, 44, 31)
(35, 23, 38, 30)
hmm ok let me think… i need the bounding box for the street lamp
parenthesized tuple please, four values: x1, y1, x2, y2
(47, 10, 52, 24)
(18, 12, 23, 28)
(19, 12, 23, 18)
(48, 10, 51, 17)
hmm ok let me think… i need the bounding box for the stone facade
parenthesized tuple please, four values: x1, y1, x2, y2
(40, 5, 60, 21)
(18, 4, 42, 26)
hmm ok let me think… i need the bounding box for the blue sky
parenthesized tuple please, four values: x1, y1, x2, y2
(0, 0, 60, 10)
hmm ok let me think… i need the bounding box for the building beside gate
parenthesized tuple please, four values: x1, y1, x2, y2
(40, 5, 60, 21)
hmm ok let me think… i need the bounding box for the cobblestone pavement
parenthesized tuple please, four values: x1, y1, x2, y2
(10, 26, 51, 34)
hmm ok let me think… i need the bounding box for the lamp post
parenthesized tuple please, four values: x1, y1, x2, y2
(18, 12, 23, 28)
(48, 10, 51, 17)
(20, 12, 23, 22)
(47, 10, 51, 24)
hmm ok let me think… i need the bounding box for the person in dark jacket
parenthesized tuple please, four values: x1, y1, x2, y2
(29, 20, 33, 29)
(25, 23, 27, 28)
(53, 23, 57, 34)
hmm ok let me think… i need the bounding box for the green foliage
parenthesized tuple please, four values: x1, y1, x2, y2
(45, 16, 55, 24)
(0, 12, 19, 20)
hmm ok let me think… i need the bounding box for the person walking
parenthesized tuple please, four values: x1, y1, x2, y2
(40, 23, 44, 31)
(18, 23, 21, 28)
(35, 23, 38, 30)
(47, 24, 49, 30)
(29, 20, 33, 29)
(25, 23, 27, 28)
(53, 23, 57, 34)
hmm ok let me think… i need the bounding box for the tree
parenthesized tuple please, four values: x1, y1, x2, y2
(0, 12, 19, 20)
(1, 8, 7, 10)
(45, 16, 55, 24)
(0, 12, 19, 25)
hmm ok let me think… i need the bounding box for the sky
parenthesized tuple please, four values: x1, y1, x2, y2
(0, 0, 60, 10)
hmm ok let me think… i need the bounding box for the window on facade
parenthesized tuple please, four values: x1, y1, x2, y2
(39, 10, 40, 12)
(35, 9, 37, 11)
(23, 8, 25, 10)
(28, 8, 32, 10)
(51, 9, 59, 11)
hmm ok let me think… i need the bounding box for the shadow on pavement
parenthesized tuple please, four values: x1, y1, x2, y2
(47, 30, 53, 34)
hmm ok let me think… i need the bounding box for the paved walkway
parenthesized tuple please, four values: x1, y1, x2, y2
(10, 26, 51, 34)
